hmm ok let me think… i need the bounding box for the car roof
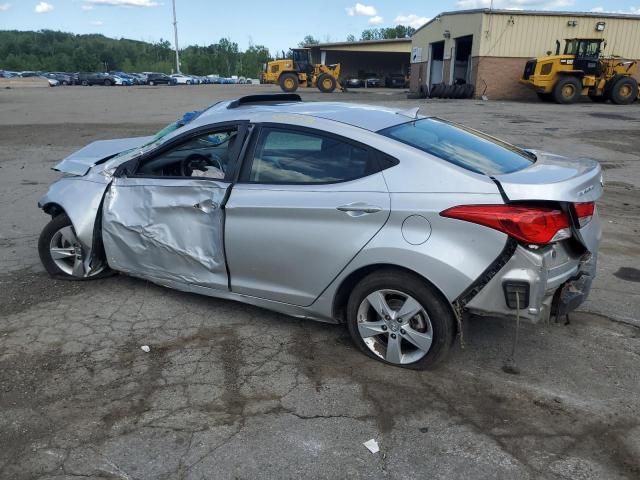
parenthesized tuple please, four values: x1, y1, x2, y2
(198, 99, 418, 132)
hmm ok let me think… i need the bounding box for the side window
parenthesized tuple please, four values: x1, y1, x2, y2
(245, 128, 386, 184)
(137, 127, 239, 178)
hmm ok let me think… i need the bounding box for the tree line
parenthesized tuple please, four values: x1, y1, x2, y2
(0, 30, 270, 77)
(1, 26, 416, 76)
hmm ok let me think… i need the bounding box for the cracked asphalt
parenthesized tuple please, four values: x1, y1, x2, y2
(1, 85, 639, 479)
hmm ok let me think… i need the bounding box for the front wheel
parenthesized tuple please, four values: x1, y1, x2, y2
(317, 73, 337, 93)
(553, 77, 581, 104)
(346, 270, 456, 369)
(38, 214, 110, 280)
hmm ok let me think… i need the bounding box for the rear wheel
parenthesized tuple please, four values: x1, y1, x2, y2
(104, 79, 112, 86)
(317, 73, 337, 93)
(38, 214, 110, 280)
(279, 73, 299, 92)
(81, 80, 88, 86)
(149, 80, 155, 86)
(610, 76, 638, 105)
(553, 77, 581, 104)
(346, 270, 455, 369)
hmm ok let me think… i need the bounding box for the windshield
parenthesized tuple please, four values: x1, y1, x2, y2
(380, 118, 535, 175)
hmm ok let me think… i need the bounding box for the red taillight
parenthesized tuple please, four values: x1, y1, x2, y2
(440, 204, 571, 245)
(574, 202, 595, 227)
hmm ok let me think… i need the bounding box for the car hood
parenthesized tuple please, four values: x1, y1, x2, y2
(53, 136, 155, 176)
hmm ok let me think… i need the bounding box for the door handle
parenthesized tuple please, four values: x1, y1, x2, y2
(337, 203, 383, 215)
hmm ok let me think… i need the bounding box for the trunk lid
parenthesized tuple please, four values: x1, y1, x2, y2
(54, 136, 154, 176)
(493, 150, 603, 252)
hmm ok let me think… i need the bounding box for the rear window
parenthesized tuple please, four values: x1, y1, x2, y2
(380, 118, 535, 175)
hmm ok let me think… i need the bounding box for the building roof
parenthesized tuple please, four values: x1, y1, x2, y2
(414, 8, 640, 35)
(304, 38, 411, 49)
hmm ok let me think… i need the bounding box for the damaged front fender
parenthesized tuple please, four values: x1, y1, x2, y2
(38, 176, 111, 273)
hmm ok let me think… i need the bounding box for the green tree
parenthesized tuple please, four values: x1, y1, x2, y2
(298, 35, 320, 47)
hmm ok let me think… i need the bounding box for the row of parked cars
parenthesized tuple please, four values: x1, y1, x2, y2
(345, 73, 408, 89)
(0, 70, 257, 87)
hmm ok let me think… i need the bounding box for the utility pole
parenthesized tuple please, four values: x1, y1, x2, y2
(172, 0, 181, 73)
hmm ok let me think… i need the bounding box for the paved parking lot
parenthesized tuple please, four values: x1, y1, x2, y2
(1, 84, 639, 479)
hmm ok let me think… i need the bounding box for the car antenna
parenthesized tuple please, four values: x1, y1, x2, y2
(397, 107, 420, 119)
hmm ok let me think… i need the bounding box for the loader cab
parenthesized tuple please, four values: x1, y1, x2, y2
(564, 38, 604, 74)
(292, 48, 313, 75)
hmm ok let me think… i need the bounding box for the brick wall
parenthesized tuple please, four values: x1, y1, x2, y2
(474, 56, 538, 101)
(409, 61, 427, 93)
(413, 55, 640, 100)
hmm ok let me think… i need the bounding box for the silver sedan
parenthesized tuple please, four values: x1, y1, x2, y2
(37, 94, 602, 369)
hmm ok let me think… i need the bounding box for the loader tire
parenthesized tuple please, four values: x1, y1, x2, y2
(279, 73, 299, 93)
(463, 84, 475, 99)
(553, 77, 581, 104)
(317, 73, 337, 93)
(610, 76, 637, 105)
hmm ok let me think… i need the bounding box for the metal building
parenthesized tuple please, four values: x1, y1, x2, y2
(307, 39, 411, 80)
(409, 9, 640, 99)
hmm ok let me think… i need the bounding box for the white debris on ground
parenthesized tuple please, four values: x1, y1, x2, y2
(363, 439, 379, 454)
(140, 345, 150, 353)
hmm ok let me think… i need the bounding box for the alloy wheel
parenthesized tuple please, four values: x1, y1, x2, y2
(49, 225, 103, 278)
(356, 289, 433, 365)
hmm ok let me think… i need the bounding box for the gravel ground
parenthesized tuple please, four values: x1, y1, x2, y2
(0, 84, 639, 480)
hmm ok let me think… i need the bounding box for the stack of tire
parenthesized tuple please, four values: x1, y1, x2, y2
(429, 83, 475, 99)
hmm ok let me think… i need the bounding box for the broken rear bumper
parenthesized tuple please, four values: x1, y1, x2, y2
(463, 241, 596, 323)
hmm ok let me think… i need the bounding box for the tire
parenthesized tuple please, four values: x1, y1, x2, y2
(81, 80, 88, 86)
(62, 81, 68, 86)
(38, 214, 111, 280)
(346, 270, 456, 369)
(609, 76, 638, 105)
(279, 73, 299, 92)
(537, 92, 553, 102)
(317, 73, 337, 93)
(186, 80, 191, 85)
(552, 76, 581, 104)
(104, 79, 112, 86)
(149, 80, 155, 86)
(444, 85, 456, 98)
(432, 84, 444, 98)
(463, 84, 475, 99)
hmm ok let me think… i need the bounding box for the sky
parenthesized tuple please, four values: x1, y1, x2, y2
(1, 0, 639, 53)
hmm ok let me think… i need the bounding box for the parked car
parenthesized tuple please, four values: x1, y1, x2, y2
(364, 74, 382, 88)
(42, 76, 59, 87)
(385, 73, 407, 88)
(345, 77, 364, 88)
(77, 73, 120, 86)
(171, 74, 195, 85)
(37, 94, 602, 369)
(147, 73, 177, 86)
(44, 72, 72, 85)
(130, 73, 148, 85)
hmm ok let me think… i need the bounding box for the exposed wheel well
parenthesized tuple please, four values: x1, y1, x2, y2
(42, 202, 66, 218)
(331, 264, 454, 324)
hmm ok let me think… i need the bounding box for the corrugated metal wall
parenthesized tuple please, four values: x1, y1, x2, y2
(412, 12, 640, 60)
(480, 13, 640, 58)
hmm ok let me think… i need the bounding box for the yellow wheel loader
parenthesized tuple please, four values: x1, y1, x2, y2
(520, 38, 639, 104)
(261, 48, 341, 93)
